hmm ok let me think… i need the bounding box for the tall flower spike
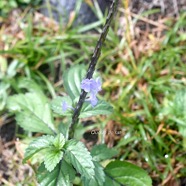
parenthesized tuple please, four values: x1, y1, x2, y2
(70, 0, 119, 137)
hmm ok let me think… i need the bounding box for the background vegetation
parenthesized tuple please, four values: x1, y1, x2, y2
(0, 1, 186, 185)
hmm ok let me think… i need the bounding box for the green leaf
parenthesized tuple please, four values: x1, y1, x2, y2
(162, 89, 186, 138)
(18, 78, 45, 96)
(91, 144, 118, 161)
(7, 93, 55, 134)
(0, 82, 9, 111)
(58, 121, 71, 140)
(180, 126, 186, 138)
(63, 64, 86, 100)
(0, 55, 7, 78)
(53, 133, 66, 150)
(15, 111, 54, 134)
(6, 59, 23, 77)
(24, 134, 65, 172)
(37, 160, 75, 186)
(51, 96, 73, 116)
(65, 139, 95, 179)
(104, 160, 152, 186)
(80, 100, 113, 118)
(163, 89, 186, 121)
(173, 89, 186, 118)
(82, 161, 105, 186)
(24, 135, 54, 163)
(44, 149, 64, 172)
(103, 175, 120, 186)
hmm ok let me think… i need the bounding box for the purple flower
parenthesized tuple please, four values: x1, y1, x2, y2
(87, 93, 98, 107)
(81, 79, 92, 92)
(62, 101, 73, 112)
(81, 77, 102, 107)
(81, 77, 101, 93)
(95, 77, 101, 92)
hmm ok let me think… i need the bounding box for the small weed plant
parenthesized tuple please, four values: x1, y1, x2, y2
(7, 0, 152, 185)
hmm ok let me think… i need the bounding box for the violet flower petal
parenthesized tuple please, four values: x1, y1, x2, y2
(81, 79, 92, 92)
(96, 77, 102, 92)
(87, 93, 98, 107)
(81, 77, 102, 107)
(62, 101, 74, 112)
(81, 77, 102, 94)
(62, 101, 69, 112)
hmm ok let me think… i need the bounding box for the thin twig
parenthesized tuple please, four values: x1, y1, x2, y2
(69, 0, 119, 138)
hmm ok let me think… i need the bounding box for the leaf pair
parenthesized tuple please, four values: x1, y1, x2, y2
(24, 134, 95, 183)
(24, 134, 65, 172)
(51, 64, 113, 118)
(51, 96, 113, 118)
(24, 133, 152, 186)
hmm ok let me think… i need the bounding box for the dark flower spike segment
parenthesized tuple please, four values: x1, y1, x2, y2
(69, 0, 119, 138)
(81, 77, 102, 107)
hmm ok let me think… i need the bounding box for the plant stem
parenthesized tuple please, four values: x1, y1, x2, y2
(69, 0, 119, 138)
